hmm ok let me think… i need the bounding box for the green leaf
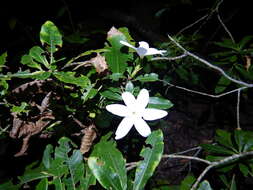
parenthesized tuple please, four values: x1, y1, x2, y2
(133, 130, 164, 190)
(197, 180, 213, 190)
(88, 133, 127, 190)
(54, 71, 90, 88)
(100, 90, 122, 101)
(180, 174, 196, 190)
(215, 130, 235, 151)
(42, 144, 54, 169)
(40, 21, 63, 53)
(0, 181, 21, 190)
(11, 102, 29, 114)
(108, 73, 126, 81)
(201, 144, 234, 155)
(215, 76, 231, 94)
(125, 81, 134, 92)
(21, 54, 42, 70)
(19, 171, 50, 184)
(0, 51, 7, 72)
(104, 33, 129, 73)
(234, 130, 253, 152)
(29, 46, 50, 68)
(81, 166, 96, 190)
(148, 97, 173, 110)
(135, 73, 159, 82)
(35, 178, 48, 190)
(239, 35, 253, 49)
(230, 175, 237, 190)
(239, 163, 249, 177)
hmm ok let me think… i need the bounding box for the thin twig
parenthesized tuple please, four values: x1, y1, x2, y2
(217, 13, 235, 43)
(236, 89, 241, 130)
(160, 79, 247, 98)
(162, 154, 211, 165)
(167, 34, 253, 87)
(151, 53, 188, 61)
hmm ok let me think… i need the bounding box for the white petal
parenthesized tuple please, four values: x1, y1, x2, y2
(138, 41, 149, 49)
(106, 104, 130, 117)
(122, 92, 136, 108)
(145, 48, 165, 56)
(115, 117, 134, 140)
(142, 108, 168, 121)
(136, 89, 149, 109)
(136, 47, 147, 57)
(134, 118, 151, 137)
(120, 40, 137, 50)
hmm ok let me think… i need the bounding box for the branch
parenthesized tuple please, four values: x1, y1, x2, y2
(162, 154, 211, 165)
(166, 34, 253, 88)
(190, 150, 253, 190)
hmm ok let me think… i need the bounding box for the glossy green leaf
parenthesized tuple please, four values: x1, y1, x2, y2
(35, 178, 48, 190)
(135, 73, 159, 82)
(19, 171, 50, 184)
(40, 21, 62, 53)
(133, 130, 164, 190)
(197, 180, 213, 190)
(88, 133, 127, 190)
(104, 33, 129, 73)
(148, 97, 173, 110)
(54, 71, 90, 88)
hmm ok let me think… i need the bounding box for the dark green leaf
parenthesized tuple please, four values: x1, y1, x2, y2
(135, 73, 159, 82)
(239, 163, 249, 177)
(239, 36, 253, 49)
(215, 130, 235, 151)
(230, 175, 237, 190)
(54, 71, 90, 88)
(81, 166, 96, 190)
(234, 130, 253, 152)
(180, 174, 196, 190)
(0, 52, 7, 72)
(148, 97, 173, 110)
(40, 21, 62, 53)
(100, 90, 122, 101)
(201, 144, 234, 155)
(0, 181, 21, 190)
(29, 46, 49, 68)
(88, 133, 127, 190)
(133, 130, 164, 190)
(108, 73, 126, 81)
(215, 76, 231, 94)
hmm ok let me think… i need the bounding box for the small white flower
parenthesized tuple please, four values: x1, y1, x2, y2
(106, 89, 168, 140)
(120, 40, 166, 58)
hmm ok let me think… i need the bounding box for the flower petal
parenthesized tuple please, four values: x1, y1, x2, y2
(134, 118, 151, 137)
(143, 108, 168, 121)
(145, 48, 166, 56)
(122, 91, 136, 108)
(136, 47, 147, 58)
(120, 40, 137, 50)
(106, 104, 129, 117)
(136, 89, 149, 109)
(115, 117, 134, 140)
(138, 41, 149, 49)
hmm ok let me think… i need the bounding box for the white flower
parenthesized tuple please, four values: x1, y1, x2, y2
(120, 40, 166, 58)
(106, 89, 168, 140)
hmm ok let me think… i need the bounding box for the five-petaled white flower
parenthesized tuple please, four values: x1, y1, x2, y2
(120, 40, 166, 58)
(106, 89, 168, 140)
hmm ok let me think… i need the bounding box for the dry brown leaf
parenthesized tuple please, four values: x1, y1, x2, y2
(90, 53, 108, 74)
(80, 124, 97, 154)
(107, 26, 124, 39)
(245, 55, 251, 71)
